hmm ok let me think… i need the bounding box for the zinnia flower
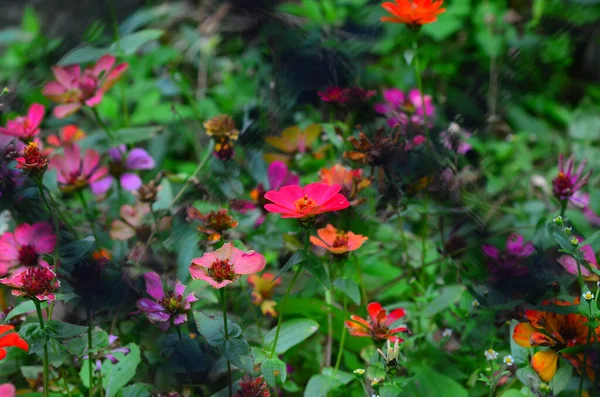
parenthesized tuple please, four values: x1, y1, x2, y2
(310, 224, 368, 254)
(235, 375, 270, 397)
(319, 164, 371, 202)
(247, 272, 281, 316)
(264, 124, 324, 164)
(50, 144, 109, 194)
(187, 207, 238, 243)
(135, 272, 197, 330)
(189, 242, 266, 289)
(482, 233, 534, 280)
(263, 182, 350, 221)
(0, 103, 45, 139)
(0, 325, 28, 360)
(42, 55, 128, 118)
(552, 154, 592, 201)
(91, 145, 155, 195)
(374, 88, 435, 128)
(0, 266, 60, 301)
(557, 236, 599, 282)
(110, 203, 151, 241)
(0, 384, 16, 397)
(15, 142, 48, 180)
(0, 222, 56, 275)
(203, 114, 239, 140)
(380, 0, 446, 27)
(345, 302, 408, 343)
(512, 299, 600, 382)
(45, 124, 86, 153)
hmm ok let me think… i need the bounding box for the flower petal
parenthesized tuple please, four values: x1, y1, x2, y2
(143, 272, 165, 300)
(531, 351, 559, 382)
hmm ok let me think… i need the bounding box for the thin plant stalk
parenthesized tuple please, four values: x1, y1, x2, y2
(34, 300, 50, 397)
(91, 107, 115, 143)
(220, 288, 232, 397)
(412, 39, 430, 143)
(77, 191, 101, 247)
(87, 307, 94, 397)
(37, 182, 60, 267)
(333, 295, 348, 374)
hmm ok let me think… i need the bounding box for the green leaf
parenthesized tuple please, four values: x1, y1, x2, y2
(193, 311, 241, 347)
(59, 237, 96, 268)
(44, 339, 69, 367)
(58, 46, 107, 66)
(45, 320, 88, 339)
(113, 127, 161, 146)
(380, 385, 403, 397)
(509, 320, 529, 365)
(304, 253, 332, 290)
(18, 323, 47, 355)
(261, 358, 287, 386)
(120, 383, 151, 397)
(110, 30, 164, 55)
(22, 6, 41, 35)
(220, 338, 253, 372)
(4, 300, 40, 323)
(303, 375, 343, 397)
(422, 285, 465, 317)
(66, 328, 110, 356)
(80, 343, 141, 397)
(580, 231, 600, 248)
(333, 278, 361, 305)
(152, 179, 173, 211)
(263, 319, 319, 354)
(552, 232, 574, 252)
(413, 367, 468, 397)
(549, 364, 571, 395)
(275, 250, 307, 279)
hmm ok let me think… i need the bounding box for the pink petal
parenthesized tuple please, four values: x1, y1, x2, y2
(190, 253, 218, 272)
(91, 55, 116, 78)
(108, 145, 127, 161)
(84, 92, 103, 107)
(14, 224, 34, 246)
(27, 104, 45, 129)
(126, 148, 155, 170)
(214, 242, 235, 262)
(482, 245, 499, 260)
(147, 311, 170, 323)
(304, 183, 342, 205)
(119, 173, 142, 191)
(383, 88, 405, 106)
(374, 103, 391, 115)
(174, 280, 185, 296)
(82, 149, 100, 176)
(42, 81, 67, 97)
(557, 255, 592, 277)
(109, 220, 135, 241)
(0, 233, 19, 265)
(54, 103, 82, 119)
(268, 161, 290, 190)
(173, 314, 187, 325)
(101, 63, 129, 92)
(232, 251, 266, 275)
(91, 177, 114, 196)
(30, 223, 56, 254)
(52, 65, 80, 89)
(0, 383, 16, 397)
(143, 272, 165, 300)
(136, 298, 164, 313)
(89, 166, 109, 183)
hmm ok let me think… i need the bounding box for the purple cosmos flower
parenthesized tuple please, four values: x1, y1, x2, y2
(552, 154, 592, 201)
(374, 88, 435, 128)
(483, 233, 534, 280)
(135, 272, 197, 330)
(83, 334, 131, 372)
(439, 122, 472, 155)
(571, 192, 600, 226)
(93, 145, 155, 195)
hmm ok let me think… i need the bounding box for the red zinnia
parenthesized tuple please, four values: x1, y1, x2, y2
(381, 0, 446, 27)
(263, 182, 350, 219)
(345, 302, 408, 343)
(0, 325, 28, 360)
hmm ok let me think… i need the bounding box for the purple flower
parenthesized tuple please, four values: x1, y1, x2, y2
(93, 145, 155, 195)
(552, 154, 592, 201)
(135, 272, 197, 330)
(374, 88, 435, 128)
(83, 334, 131, 372)
(571, 192, 600, 226)
(439, 122, 472, 155)
(483, 233, 534, 280)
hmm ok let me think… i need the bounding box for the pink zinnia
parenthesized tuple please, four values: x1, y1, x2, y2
(189, 242, 266, 289)
(263, 182, 350, 219)
(92, 145, 155, 195)
(42, 55, 128, 118)
(0, 266, 60, 301)
(0, 103, 45, 139)
(0, 383, 16, 397)
(552, 154, 592, 201)
(50, 144, 109, 194)
(374, 88, 435, 128)
(0, 222, 56, 275)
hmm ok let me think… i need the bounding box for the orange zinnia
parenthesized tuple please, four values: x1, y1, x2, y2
(310, 224, 368, 255)
(381, 0, 446, 27)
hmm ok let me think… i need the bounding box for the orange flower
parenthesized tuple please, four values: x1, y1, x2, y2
(381, 0, 446, 27)
(512, 299, 600, 382)
(248, 272, 281, 317)
(310, 224, 368, 255)
(0, 325, 28, 360)
(319, 164, 371, 201)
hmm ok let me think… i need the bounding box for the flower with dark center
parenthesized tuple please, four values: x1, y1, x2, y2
(552, 154, 592, 201)
(15, 142, 48, 180)
(187, 207, 238, 243)
(1, 266, 60, 301)
(345, 302, 408, 343)
(50, 144, 109, 194)
(213, 136, 235, 161)
(310, 224, 368, 255)
(0, 222, 56, 275)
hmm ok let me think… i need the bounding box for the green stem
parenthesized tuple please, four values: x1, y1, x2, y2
(34, 300, 49, 397)
(37, 183, 60, 267)
(77, 191, 100, 247)
(241, 280, 263, 342)
(421, 194, 428, 268)
(579, 305, 593, 397)
(560, 200, 567, 218)
(171, 140, 215, 205)
(354, 254, 368, 305)
(325, 283, 333, 368)
(60, 367, 72, 397)
(413, 39, 430, 144)
(87, 308, 94, 397)
(333, 295, 347, 374)
(91, 107, 114, 143)
(220, 288, 232, 397)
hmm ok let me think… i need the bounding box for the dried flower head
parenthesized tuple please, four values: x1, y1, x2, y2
(15, 142, 48, 180)
(187, 207, 238, 243)
(203, 114, 239, 140)
(235, 375, 270, 397)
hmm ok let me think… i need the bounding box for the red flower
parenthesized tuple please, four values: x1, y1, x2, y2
(235, 375, 270, 397)
(552, 154, 592, 201)
(0, 325, 28, 360)
(381, 0, 446, 27)
(15, 142, 48, 179)
(0, 266, 60, 301)
(264, 182, 350, 220)
(345, 302, 408, 343)
(318, 87, 347, 104)
(310, 224, 368, 254)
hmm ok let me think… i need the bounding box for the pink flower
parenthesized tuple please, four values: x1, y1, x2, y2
(42, 55, 128, 118)
(552, 154, 592, 201)
(318, 87, 376, 105)
(0, 103, 45, 139)
(482, 233, 534, 279)
(557, 236, 599, 281)
(0, 223, 56, 275)
(0, 383, 15, 397)
(110, 203, 150, 241)
(0, 266, 60, 301)
(571, 192, 600, 226)
(189, 242, 266, 289)
(318, 87, 347, 103)
(50, 144, 109, 194)
(92, 145, 155, 195)
(264, 182, 350, 219)
(374, 88, 435, 128)
(135, 272, 197, 330)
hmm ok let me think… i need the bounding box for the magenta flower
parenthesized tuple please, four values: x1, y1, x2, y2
(374, 88, 435, 128)
(135, 272, 197, 330)
(0, 384, 15, 397)
(0, 104, 45, 140)
(0, 223, 56, 275)
(0, 266, 60, 301)
(42, 55, 128, 118)
(557, 236, 599, 280)
(92, 145, 155, 195)
(439, 122, 472, 154)
(571, 192, 600, 226)
(482, 233, 534, 279)
(552, 154, 592, 201)
(50, 144, 109, 194)
(318, 87, 347, 104)
(189, 242, 266, 289)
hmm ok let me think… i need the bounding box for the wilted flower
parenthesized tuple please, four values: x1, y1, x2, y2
(42, 55, 128, 118)
(344, 127, 407, 167)
(203, 114, 239, 140)
(374, 88, 435, 128)
(484, 349, 498, 361)
(247, 272, 280, 317)
(135, 177, 162, 204)
(110, 203, 151, 241)
(0, 222, 56, 275)
(552, 154, 592, 201)
(0, 325, 28, 360)
(189, 242, 266, 289)
(235, 375, 270, 397)
(0, 266, 60, 301)
(557, 236, 599, 282)
(310, 224, 368, 254)
(0, 103, 45, 140)
(264, 124, 324, 164)
(46, 124, 86, 151)
(345, 302, 408, 343)
(15, 142, 48, 180)
(377, 339, 401, 374)
(439, 122, 472, 155)
(136, 272, 197, 330)
(380, 0, 446, 28)
(187, 207, 238, 243)
(319, 164, 371, 202)
(50, 144, 109, 194)
(482, 233, 534, 280)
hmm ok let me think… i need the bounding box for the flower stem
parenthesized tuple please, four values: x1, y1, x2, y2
(91, 107, 115, 144)
(220, 288, 232, 397)
(579, 309, 593, 397)
(333, 295, 347, 374)
(87, 307, 94, 397)
(77, 191, 100, 248)
(413, 39, 430, 143)
(560, 200, 567, 218)
(34, 300, 49, 397)
(171, 139, 215, 205)
(354, 254, 368, 305)
(37, 183, 60, 267)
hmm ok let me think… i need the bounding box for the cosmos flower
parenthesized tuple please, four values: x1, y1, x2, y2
(189, 242, 266, 289)
(187, 207, 238, 243)
(482, 233, 534, 280)
(552, 154, 592, 201)
(247, 272, 280, 317)
(0, 325, 28, 360)
(557, 236, 599, 282)
(319, 164, 371, 202)
(135, 272, 197, 330)
(345, 302, 408, 343)
(310, 224, 368, 254)
(50, 144, 109, 194)
(42, 55, 128, 118)
(0, 222, 56, 275)
(0, 266, 60, 301)
(264, 182, 350, 220)
(15, 142, 48, 180)
(92, 145, 155, 195)
(264, 124, 324, 164)
(380, 0, 446, 27)
(0, 104, 45, 140)
(375, 88, 435, 129)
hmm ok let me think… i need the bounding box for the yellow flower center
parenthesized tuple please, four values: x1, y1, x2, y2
(294, 195, 317, 213)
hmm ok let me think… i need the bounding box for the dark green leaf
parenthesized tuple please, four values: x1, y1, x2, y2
(275, 250, 308, 279)
(423, 285, 465, 317)
(193, 311, 241, 347)
(303, 375, 343, 397)
(110, 30, 164, 55)
(120, 383, 151, 397)
(552, 232, 573, 252)
(45, 320, 88, 339)
(18, 323, 47, 355)
(220, 338, 253, 372)
(333, 278, 361, 305)
(59, 237, 96, 268)
(303, 254, 332, 290)
(261, 358, 287, 386)
(4, 300, 40, 323)
(580, 231, 600, 248)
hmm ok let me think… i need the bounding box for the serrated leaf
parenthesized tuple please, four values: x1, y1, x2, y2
(261, 358, 287, 386)
(18, 323, 47, 355)
(263, 319, 319, 354)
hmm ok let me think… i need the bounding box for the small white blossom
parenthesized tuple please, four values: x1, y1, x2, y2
(552, 215, 563, 225)
(353, 368, 365, 375)
(583, 291, 594, 301)
(484, 349, 498, 361)
(503, 355, 514, 366)
(371, 378, 381, 386)
(472, 300, 480, 309)
(442, 328, 453, 338)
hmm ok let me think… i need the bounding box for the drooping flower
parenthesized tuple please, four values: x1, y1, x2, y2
(110, 203, 151, 241)
(552, 154, 592, 201)
(135, 174, 163, 204)
(42, 55, 128, 118)
(264, 183, 350, 222)
(310, 224, 368, 254)
(187, 207, 238, 243)
(482, 233, 534, 280)
(0, 266, 60, 301)
(557, 236, 599, 282)
(374, 88, 435, 128)
(439, 122, 472, 155)
(15, 142, 48, 180)
(0, 222, 56, 275)
(380, 0, 446, 27)
(135, 272, 197, 330)
(0, 325, 28, 360)
(235, 375, 270, 397)
(512, 299, 600, 382)
(189, 242, 266, 289)
(50, 144, 109, 194)
(345, 302, 408, 343)
(247, 272, 281, 317)
(45, 124, 86, 153)
(92, 145, 155, 195)
(264, 124, 324, 164)
(0, 103, 45, 140)
(319, 164, 371, 202)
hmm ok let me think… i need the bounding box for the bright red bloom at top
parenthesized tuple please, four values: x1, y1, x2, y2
(381, 0, 446, 27)
(0, 325, 28, 360)
(345, 302, 408, 343)
(42, 55, 128, 118)
(552, 154, 592, 201)
(263, 183, 350, 219)
(0, 103, 45, 139)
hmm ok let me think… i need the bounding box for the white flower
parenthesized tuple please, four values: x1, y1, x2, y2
(583, 291, 594, 301)
(503, 355, 514, 366)
(442, 328, 453, 338)
(372, 395, 381, 397)
(353, 368, 365, 375)
(484, 349, 498, 360)
(371, 378, 381, 386)
(472, 300, 480, 309)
